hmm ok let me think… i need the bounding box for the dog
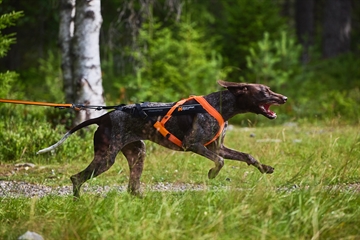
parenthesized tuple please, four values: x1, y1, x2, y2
(37, 80, 287, 198)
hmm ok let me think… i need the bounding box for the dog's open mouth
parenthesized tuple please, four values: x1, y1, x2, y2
(260, 103, 278, 119)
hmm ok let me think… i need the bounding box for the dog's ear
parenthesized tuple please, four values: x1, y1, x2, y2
(217, 80, 248, 95)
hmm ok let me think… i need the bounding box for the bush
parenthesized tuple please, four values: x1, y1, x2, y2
(290, 54, 360, 122)
(243, 31, 302, 90)
(23, 50, 64, 102)
(0, 70, 18, 98)
(0, 104, 94, 163)
(0, 105, 54, 161)
(117, 20, 228, 103)
(239, 30, 360, 124)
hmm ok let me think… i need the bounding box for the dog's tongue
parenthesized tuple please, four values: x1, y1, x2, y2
(264, 104, 276, 117)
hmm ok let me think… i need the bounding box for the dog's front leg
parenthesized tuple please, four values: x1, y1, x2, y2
(183, 142, 224, 179)
(219, 145, 274, 174)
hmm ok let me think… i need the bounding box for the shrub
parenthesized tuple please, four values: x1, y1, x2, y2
(118, 20, 228, 102)
(290, 54, 360, 122)
(243, 31, 302, 90)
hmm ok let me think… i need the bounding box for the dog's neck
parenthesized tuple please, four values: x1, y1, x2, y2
(203, 90, 248, 121)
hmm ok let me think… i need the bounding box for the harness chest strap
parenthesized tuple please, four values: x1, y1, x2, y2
(153, 96, 225, 148)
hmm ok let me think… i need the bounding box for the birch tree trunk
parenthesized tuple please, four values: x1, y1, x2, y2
(59, 0, 75, 103)
(72, 0, 107, 124)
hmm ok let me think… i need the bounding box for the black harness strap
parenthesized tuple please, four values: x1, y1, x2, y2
(142, 104, 207, 116)
(135, 103, 155, 124)
(116, 102, 207, 122)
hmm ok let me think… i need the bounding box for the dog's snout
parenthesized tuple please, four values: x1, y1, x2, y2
(282, 96, 288, 102)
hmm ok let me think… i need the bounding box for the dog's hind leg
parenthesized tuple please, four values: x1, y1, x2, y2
(121, 141, 146, 196)
(70, 125, 120, 198)
(219, 145, 274, 174)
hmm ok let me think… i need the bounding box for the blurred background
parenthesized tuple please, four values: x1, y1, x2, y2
(0, 0, 359, 125)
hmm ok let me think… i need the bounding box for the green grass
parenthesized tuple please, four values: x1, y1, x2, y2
(1, 122, 360, 239)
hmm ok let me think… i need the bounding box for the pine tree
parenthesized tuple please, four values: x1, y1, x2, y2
(0, 0, 23, 97)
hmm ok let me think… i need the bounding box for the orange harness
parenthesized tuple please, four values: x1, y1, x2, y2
(153, 96, 225, 148)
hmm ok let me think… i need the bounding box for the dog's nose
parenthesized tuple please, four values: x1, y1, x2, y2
(283, 96, 288, 102)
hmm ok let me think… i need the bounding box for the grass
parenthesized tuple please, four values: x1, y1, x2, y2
(1, 121, 360, 239)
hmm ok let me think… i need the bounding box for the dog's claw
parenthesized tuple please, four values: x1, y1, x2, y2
(127, 189, 144, 198)
(208, 168, 218, 179)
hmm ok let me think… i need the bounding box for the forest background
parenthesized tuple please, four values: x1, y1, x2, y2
(0, 1, 360, 239)
(1, 0, 360, 124)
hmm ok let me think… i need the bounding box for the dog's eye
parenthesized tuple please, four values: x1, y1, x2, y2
(262, 88, 270, 97)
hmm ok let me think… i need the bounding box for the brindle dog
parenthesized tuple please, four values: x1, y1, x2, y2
(38, 80, 287, 198)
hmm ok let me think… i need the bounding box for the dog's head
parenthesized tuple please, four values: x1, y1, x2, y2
(218, 80, 287, 119)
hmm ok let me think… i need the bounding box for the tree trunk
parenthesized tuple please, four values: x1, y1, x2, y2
(322, 0, 352, 58)
(295, 0, 314, 64)
(59, 0, 76, 103)
(72, 0, 106, 125)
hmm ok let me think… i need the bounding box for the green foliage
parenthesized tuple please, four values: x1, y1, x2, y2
(289, 53, 360, 122)
(0, 4, 23, 58)
(1, 0, 358, 125)
(119, 20, 228, 102)
(0, 1, 22, 98)
(240, 32, 359, 123)
(23, 50, 64, 102)
(244, 31, 302, 89)
(218, 0, 288, 79)
(0, 105, 44, 161)
(0, 104, 94, 163)
(0, 70, 18, 98)
(0, 106, 56, 162)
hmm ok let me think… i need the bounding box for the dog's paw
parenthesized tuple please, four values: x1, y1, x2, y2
(259, 164, 274, 174)
(130, 192, 144, 198)
(208, 168, 218, 179)
(127, 188, 144, 198)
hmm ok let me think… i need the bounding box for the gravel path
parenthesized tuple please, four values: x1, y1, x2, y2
(1, 180, 359, 198)
(0, 163, 215, 198)
(0, 180, 212, 198)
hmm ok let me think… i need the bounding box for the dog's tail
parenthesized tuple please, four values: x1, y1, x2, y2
(37, 116, 101, 154)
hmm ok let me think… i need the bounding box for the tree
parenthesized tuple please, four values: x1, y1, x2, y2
(295, 0, 314, 64)
(59, 0, 106, 125)
(0, 0, 22, 98)
(213, 0, 288, 80)
(322, 0, 352, 58)
(59, 0, 75, 104)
